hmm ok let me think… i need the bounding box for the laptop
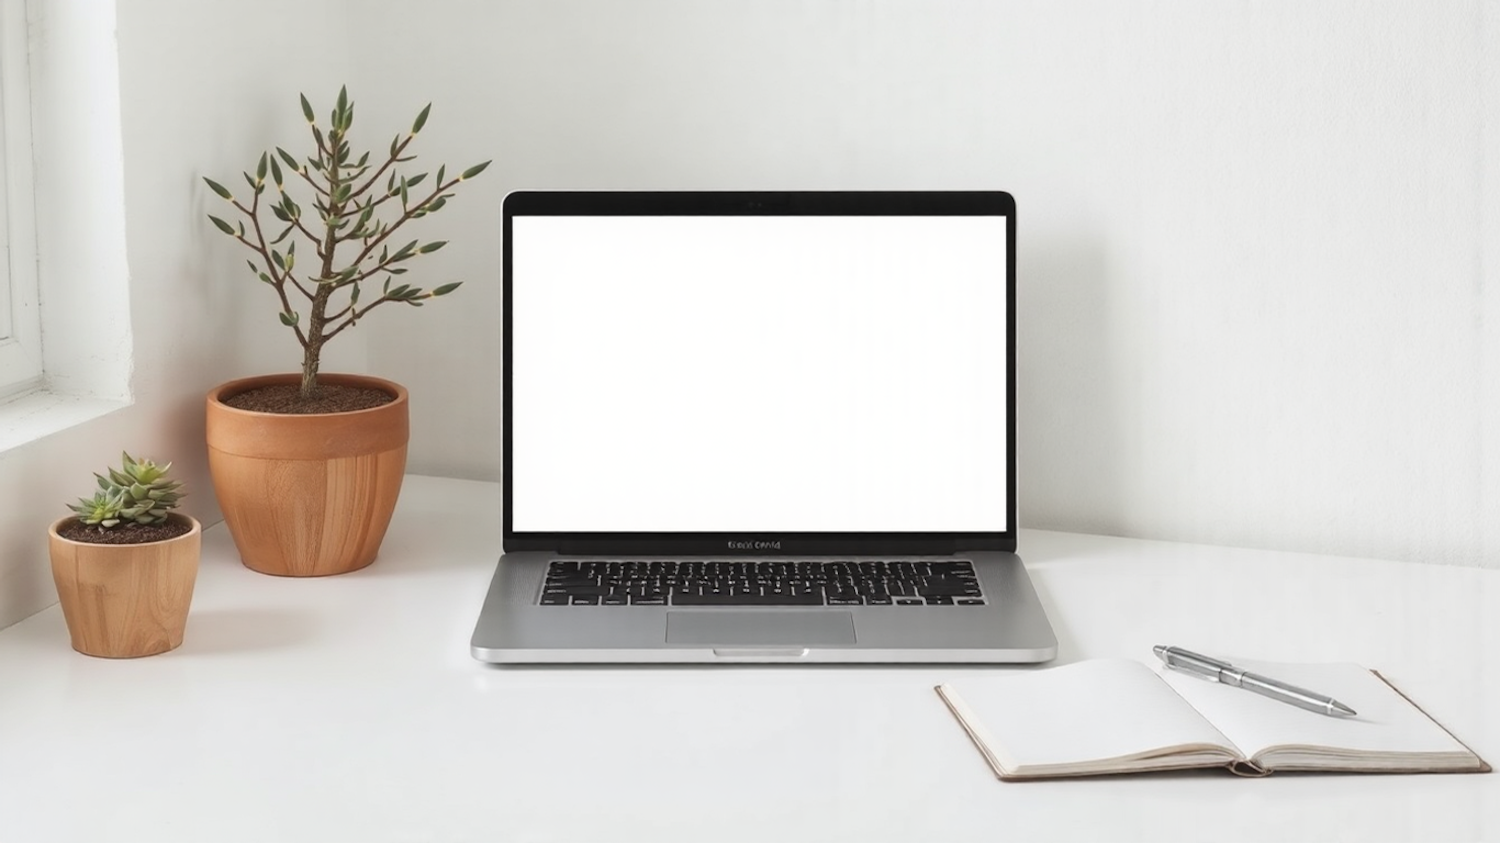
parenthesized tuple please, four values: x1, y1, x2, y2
(470, 190, 1057, 664)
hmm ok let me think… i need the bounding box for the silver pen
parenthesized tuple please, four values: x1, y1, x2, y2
(1153, 645, 1357, 718)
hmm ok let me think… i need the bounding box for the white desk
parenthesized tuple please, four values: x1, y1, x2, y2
(1, 475, 1495, 842)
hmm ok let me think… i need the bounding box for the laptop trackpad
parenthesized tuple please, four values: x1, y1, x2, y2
(665, 611, 856, 646)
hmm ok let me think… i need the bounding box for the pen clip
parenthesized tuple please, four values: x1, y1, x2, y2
(1155, 646, 1235, 682)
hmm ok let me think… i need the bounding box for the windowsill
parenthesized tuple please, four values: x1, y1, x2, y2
(0, 389, 130, 453)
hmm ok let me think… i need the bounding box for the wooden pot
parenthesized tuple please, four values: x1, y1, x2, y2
(205, 373, 409, 577)
(49, 513, 201, 658)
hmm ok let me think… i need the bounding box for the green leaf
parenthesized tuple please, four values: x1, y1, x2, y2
(270, 156, 284, 187)
(350, 283, 360, 305)
(399, 179, 409, 208)
(407, 173, 427, 189)
(300, 93, 315, 123)
(431, 282, 462, 296)
(418, 241, 447, 254)
(259, 273, 274, 285)
(208, 215, 236, 236)
(277, 147, 300, 171)
(204, 177, 233, 200)
(425, 196, 447, 213)
(256, 152, 268, 182)
(460, 161, 491, 180)
(412, 103, 431, 135)
(336, 85, 348, 117)
(272, 250, 286, 270)
(279, 311, 298, 327)
(436, 165, 446, 185)
(271, 205, 290, 223)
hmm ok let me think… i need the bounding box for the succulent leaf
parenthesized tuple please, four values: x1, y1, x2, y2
(204, 177, 233, 200)
(67, 454, 184, 529)
(460, 161, 491, 180)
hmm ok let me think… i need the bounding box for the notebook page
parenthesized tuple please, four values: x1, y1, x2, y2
(944, 659, 1239, 771)
(1159, 660, 1470, 761)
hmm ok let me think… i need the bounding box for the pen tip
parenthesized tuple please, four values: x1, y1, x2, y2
(1331, 701, 1357, 717)
(1152, 645, 1167, 658)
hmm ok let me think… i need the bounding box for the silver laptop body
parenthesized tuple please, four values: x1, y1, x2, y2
(471, 191, 1057, 664)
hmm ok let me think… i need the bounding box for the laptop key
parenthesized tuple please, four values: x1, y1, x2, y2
(896, 598, 924, 605)
(540, 594, 569, 605)
(570, 596, 600, 605)
(601, 595, 629, 605)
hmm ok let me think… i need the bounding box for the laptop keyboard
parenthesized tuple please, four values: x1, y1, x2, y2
(539, 559, 985, 606)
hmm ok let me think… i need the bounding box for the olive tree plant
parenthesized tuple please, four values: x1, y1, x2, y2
(204, 87, 489, 400)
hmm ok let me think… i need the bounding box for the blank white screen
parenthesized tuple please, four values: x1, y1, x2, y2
(512, 215, 1008, 532)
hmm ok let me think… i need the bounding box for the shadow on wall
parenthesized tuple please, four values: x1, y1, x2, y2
(1016, 233, 1126, 537)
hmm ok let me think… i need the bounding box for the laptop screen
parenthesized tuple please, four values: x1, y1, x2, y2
(505, 192, 1014, 552)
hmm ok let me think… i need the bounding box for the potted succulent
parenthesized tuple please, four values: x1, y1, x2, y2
(49, 453, 200, 658)
(202, 87, 489, 577)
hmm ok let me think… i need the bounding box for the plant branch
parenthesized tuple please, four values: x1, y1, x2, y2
(348, 134, 413, 201)
(291, 166, 332, 198)
(230, 193, 310, 348)
(344, 178, 460, 271)
(320, 293, 412, 343)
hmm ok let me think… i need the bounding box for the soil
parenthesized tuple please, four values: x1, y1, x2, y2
(222, 383, 395, 414)
(59, 520, 193, 545)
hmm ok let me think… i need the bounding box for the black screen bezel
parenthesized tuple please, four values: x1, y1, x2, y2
(503, 191, 1017, 555)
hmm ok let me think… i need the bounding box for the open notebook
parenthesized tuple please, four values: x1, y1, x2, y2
(936, 658, 1488, 779)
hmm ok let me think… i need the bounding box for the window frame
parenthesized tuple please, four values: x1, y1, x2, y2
(0, 0, 40, 401)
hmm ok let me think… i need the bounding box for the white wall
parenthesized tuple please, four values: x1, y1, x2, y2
(1, 0, 1494, 631)
(350, 0, 1498, 566)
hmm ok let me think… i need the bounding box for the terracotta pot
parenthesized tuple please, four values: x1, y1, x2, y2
(49, 513, 201, 658)
(205, 373, 409, 577)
